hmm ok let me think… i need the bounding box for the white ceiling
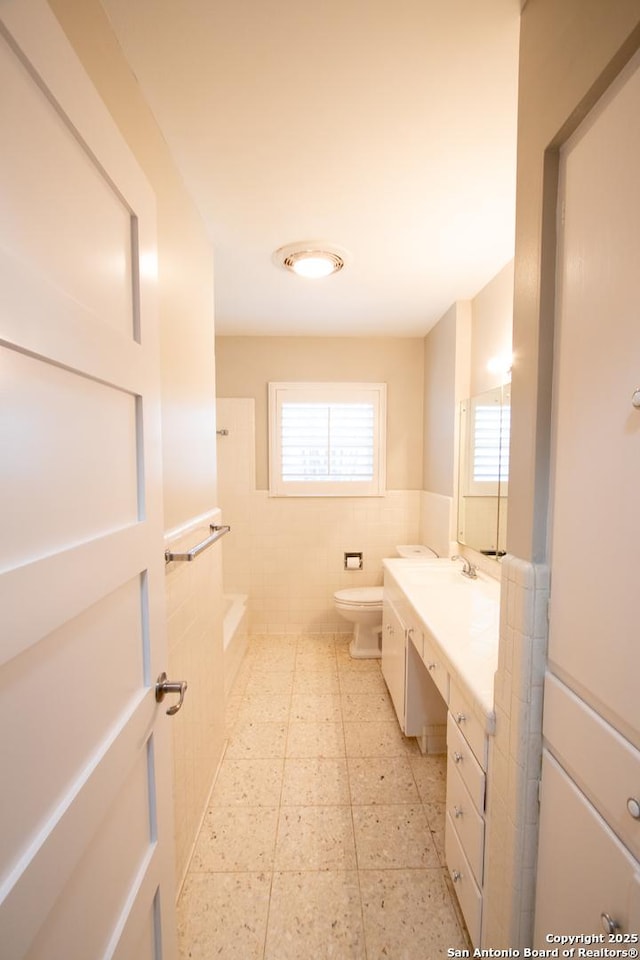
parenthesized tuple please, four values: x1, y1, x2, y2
(101, 0, 521, 337)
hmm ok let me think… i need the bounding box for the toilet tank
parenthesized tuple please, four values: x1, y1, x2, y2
(395, 544, 438, 559)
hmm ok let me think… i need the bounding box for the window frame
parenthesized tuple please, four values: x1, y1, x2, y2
(268, 381, 387, 497)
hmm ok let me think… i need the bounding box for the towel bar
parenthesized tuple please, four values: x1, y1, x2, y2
(164, 524, 230, 563)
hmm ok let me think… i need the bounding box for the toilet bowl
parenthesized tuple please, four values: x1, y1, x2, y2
(334, 586, 384, 659)
(334, 544, 437, 659)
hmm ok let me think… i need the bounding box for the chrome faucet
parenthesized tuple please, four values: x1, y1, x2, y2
(451, 555, 478, 579)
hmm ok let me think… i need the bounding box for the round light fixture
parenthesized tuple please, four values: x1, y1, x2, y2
(274, 242, 347, 279)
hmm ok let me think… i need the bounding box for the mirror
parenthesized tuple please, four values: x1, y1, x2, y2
(456, 383, 510, 558)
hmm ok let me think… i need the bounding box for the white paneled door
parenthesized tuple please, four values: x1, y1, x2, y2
(0, 3, 178, 958)
(547, 47, 640, 749)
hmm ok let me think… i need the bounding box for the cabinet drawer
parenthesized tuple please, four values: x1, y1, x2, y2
(447, 713, 486, 814)
(544, 673, 640, 861)
(445, 811, 482, 947)
(534, 750, 640, 945)
(422, 628, 449, 703)
(446, 760, 485, 885)
(449, 679, 488, 769)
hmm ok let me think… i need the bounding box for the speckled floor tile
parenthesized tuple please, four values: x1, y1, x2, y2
(180, 633, 462, 960)
(341, 692, 395, 722)
(294, 657, 339, 679)
(275, 805, 357, 871)
(211, 757, 284, 806)
(190, 806, 278, 872)
(359, 868, 468, 959)
(338, 670, 388, 694)
(290, 693, 342, 722)
(409, 754, 448, 803)
(352, 804, 439, 869)
(286, 721, 346, 758)
(225, 720, 288, 759)
(249, 650, 297, 672)
(235, 695, 292, 725)
(265, 871, 365, 960)
(424, 799, 447, 865)
(344, 721, 410, 758)
(292, 672, 341, 695)
(347, 756, 420, 805)
(295, 644, 338, 663)
(296, 633, 337, 650)
(177, 872, 271, 960)
(281, 758, 351, 806)
(245, 671, 294, 698)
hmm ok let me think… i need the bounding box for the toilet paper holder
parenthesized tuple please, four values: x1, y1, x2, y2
(344, 552, 363, 570)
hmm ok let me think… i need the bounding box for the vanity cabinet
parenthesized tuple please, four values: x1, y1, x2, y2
(445, 680, 490, 947)
(421, 626, 449, 703)
(381, 591, 447, 737)
(381, 598, 407, 727)
(381, 559, 500, 945)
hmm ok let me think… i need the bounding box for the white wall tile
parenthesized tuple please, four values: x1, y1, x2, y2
(483, 554, 549, 949)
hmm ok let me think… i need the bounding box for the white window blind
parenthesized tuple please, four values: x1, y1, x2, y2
(472, 403, 510, 484)
(269, 383, 386, 497)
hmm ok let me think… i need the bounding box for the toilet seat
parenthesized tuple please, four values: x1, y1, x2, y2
(334, 586, 384, 607)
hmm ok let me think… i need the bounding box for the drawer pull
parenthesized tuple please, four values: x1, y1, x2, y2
(453, 751, 464, 764)
(455, 712, 466, 725)
(453, 805, 463, 819)
(601, 914, 619, 935)
(385, 624, 393, 634)
(626, 797, 640, 820)
(452, 870, 462, 883)
(427, 661, 437, 671)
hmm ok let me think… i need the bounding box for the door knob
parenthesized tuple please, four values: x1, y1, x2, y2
(155, 672, 188, 715)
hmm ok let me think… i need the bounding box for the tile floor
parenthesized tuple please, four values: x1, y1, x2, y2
(177, 633, 471, 959)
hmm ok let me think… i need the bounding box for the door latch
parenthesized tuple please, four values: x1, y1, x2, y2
(155, 672, 188, 716)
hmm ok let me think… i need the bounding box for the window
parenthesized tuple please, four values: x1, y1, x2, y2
(268, 382, 386, 496)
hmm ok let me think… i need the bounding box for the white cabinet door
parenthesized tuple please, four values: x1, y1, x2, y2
(382, 600, 406, 729)
(0, 3, 177, 958)
(548, 49, 640, 749)
(535, 752, 640, 943)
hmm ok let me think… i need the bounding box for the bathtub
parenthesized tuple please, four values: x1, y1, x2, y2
(223, 593, 248, 696)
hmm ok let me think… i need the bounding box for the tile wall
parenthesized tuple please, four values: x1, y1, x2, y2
(217, 399, 422, 634)
(482, 554, 549, 947)
(165, 510, 227, 889)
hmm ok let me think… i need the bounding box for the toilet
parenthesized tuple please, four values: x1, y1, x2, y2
(334, 545, 437, 659)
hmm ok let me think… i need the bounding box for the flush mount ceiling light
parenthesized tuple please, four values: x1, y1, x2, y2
(274, 242, 347, 279)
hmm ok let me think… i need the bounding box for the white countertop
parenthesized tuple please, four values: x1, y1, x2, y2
(383, 558, 500, 731)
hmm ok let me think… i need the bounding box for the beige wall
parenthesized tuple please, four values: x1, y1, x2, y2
(49, 0, 225, 893)
(470, 260, 514, 397)
(508, 0, 640, 562)
(215, 336, 425, 490)
(422, 302, 471, 497)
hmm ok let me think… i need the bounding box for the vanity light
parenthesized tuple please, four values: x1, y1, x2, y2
(274, 242, 347, 279)
(486, 353, 513, 378)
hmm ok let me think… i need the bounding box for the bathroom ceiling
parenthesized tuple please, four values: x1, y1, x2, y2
(101, 0, 521, 337)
